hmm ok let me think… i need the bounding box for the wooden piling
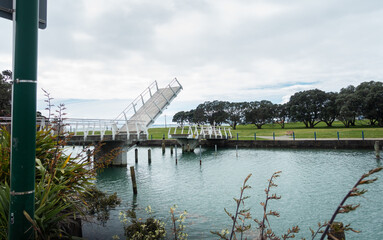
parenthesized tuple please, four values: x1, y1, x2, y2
(135, 148, 138, 163)
(375, 141, 380, 159)
(175, 145, 178, 164)
(170, 146, 173, 155)
(215, 144, 217, 155)
(148, 149, 151, 164)
(162, 140, 165, 155)
(130, 166, 138, 195)
(182, 144, 185, 153)
(187, 144, 190, 152)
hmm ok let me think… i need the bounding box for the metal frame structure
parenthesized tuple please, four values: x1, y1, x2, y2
(115, 78, 182, 138)
(168, 124, 233, 140)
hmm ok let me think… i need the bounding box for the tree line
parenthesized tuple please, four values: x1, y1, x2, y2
(172, 81, 383, 129)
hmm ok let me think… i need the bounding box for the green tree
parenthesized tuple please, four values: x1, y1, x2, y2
(355, 81, 383, 126)
(288, 89, 327, 128)
(194, 101, 229, 125)
(226, 102, 248, 130)
(0, 70, 12, 116)
(205, 101, 229, 125)
(321, 92, 339, 127)
(172, 111, 187, 127)
(193, 106, 206, 125)
(245, 100, 275, 129)
(336, 85, 360, 128)
(274, 103, 288, 129)
(184, 110, 195, 125)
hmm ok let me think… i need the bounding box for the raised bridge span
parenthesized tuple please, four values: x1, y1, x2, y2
(1, 78, 233, 166)
(64, 78, 183, 143)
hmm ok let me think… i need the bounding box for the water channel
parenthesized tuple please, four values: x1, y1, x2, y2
(80, 146, 382, 239)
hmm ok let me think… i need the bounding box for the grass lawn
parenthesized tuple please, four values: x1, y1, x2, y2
(147, 120, 383, 140)
(71, 120, 383, 140)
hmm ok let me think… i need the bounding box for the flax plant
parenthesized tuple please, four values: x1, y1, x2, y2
(0, 100, 121, 238)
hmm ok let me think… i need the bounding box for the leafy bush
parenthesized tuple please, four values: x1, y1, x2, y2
(119, 205, 188, 240)
(121, 207, 166, 240)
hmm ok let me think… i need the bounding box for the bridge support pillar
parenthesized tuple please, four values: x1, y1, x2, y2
(174, 139, 199, 152)
(95, 141, 128, 167)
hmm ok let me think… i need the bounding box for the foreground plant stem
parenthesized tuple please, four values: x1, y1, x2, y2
(319, 167, 383, 240)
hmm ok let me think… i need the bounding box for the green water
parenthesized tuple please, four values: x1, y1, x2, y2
(82, 147, 382, 239)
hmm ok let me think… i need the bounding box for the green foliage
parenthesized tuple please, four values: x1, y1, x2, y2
(172, 111, 195, 127)
(0, 127, 10, 182)
(245, 100, 276, 129)
(0, 182, 9, 239)
(226, 102, 248, 130)
(172, 81, 383, 130)
(336, 85, 359, 128)
(195, 101, 230, 125)
(0, 70, 12, 117)
(321, 92, 338, 127)
(288, 89, 327, 128)
(355, 81, 383, 126)
(120, 207, 166, 240)
(31, 167, 76, 239)
(120, 205, 188, 240)
(0, 115, 120, 238)
(275, 103, 288, 129)
(148, 121, 383, 140)
(83, 186, 121, 224)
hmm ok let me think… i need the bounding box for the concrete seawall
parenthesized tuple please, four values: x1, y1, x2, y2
(138, 139, 381, 150)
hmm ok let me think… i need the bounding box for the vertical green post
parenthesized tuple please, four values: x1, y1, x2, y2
(8, 0, 39, 239)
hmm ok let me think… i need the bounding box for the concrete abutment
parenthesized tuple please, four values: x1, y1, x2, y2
(94, 141, 129, 167)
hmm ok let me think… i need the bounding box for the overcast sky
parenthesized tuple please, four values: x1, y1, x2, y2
(1, 0, 383, 122)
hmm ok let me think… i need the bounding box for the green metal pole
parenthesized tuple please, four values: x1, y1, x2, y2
(8, 0, 39, 239)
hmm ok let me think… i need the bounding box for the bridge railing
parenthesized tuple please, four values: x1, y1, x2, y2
(168, 125, 232, 140)
(0, 116, 49, 131)
(114, 81, 159, 122)
(114, 78, 182, 140)
(63, 118, 149, 141)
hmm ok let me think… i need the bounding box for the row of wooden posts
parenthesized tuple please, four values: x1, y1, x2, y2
(239, 131, 371, 141)
(129, 143, 221, 195)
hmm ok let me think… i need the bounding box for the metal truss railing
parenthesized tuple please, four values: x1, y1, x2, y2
(168, 124, 232, 140)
